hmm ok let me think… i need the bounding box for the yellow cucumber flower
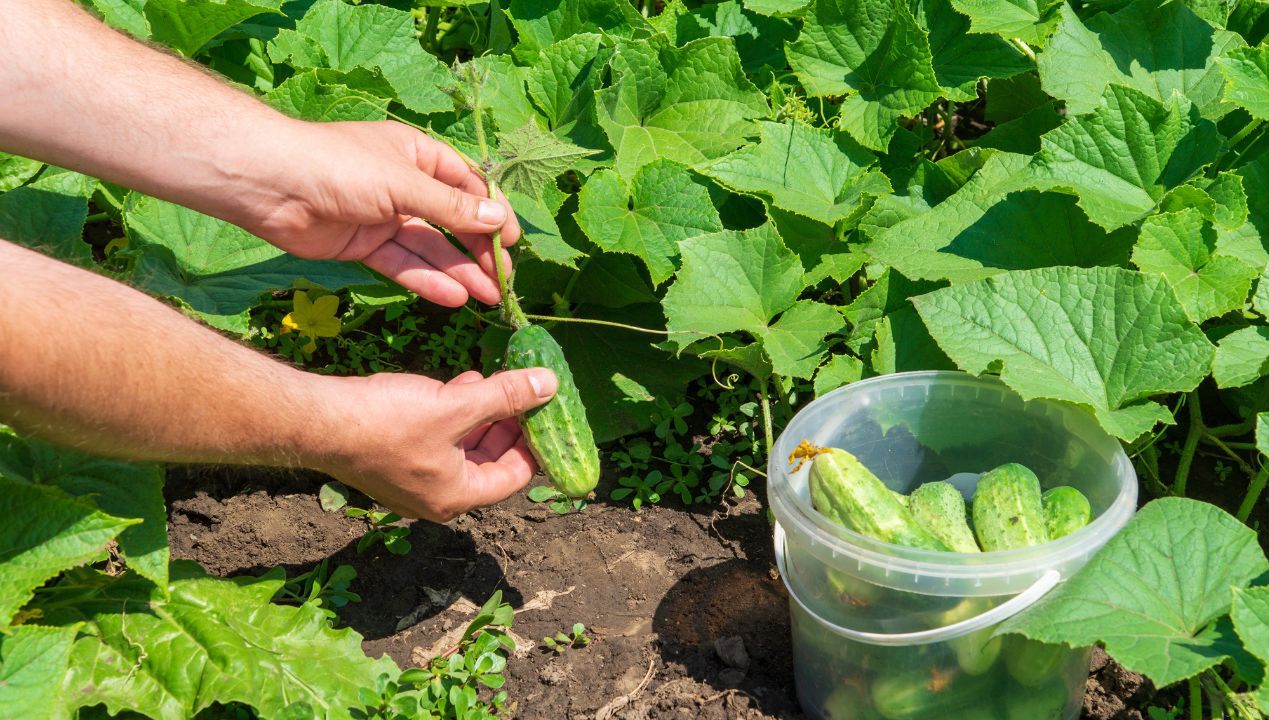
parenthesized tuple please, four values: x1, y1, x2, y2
(280, 290, 341, 353)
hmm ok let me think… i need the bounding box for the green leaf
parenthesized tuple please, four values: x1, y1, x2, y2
(949, 0, 1060, 42)
(1213, 326, 1269, 388)
(787, 0, 942, 150)
(1002, 498, 1269, 687)
(596, 37, 769, 180)
(804, 251, 869, 288)
(494, 124, 598, 200)
(0, 168, 98, 265)
(507, 0, 652, 59)
(39, 564, 398, 720)
(813, 353, 865, 396)
(743, 0, 811, 16)
(1023, 84, 1223, 231)
(871, 305, 957, 373)
(867, 152, 1135, 282)
(1132, 209, 1259, 321)
(83, 0, 151, 38)
(912, 266, 1215, 441)
(1038, 1, 1245, 118)
(670, 0, 797, 73)
(576, 161, 723, 285)
(1258, 412, 1268, 456)
(143, 0, 283, 56)
(0, 624, 79, 719)
(0, 153, 43, 193)
(569, 253, 657, 308)
(524, 34, 609, 152)
(1220, 45, 1269, 120)
(285, 0, 454, 115)
(0, 476, 135, 629)
(264, 71, 387, 121)
(922, 0, 1033, 98)
(318, 481, 350, 512)
(663, 223, 843, 378)
(0, 437, 168, 590)
(506, 187, 583, 268)
(699, 121, 890, 225)
(1256, 268, 1269, 318)
(842, 268, 942, 352)
(1233, 585, 1269, 676)
(124, 195, 376, 334)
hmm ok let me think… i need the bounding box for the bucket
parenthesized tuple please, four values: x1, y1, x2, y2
(768, 372, 1137, 720)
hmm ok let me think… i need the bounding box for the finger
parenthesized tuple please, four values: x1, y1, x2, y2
(446, 368, 558, 432)
(388, 169, 509, 237)
(463, 440, 538, 508)
(413, 133, 494, 198)
(394, 221, 501, 305)
(448, 370, 484, 386)
(451, 371, 492, 450)
(467, 418, 521, 464)
(455, 232, 517, 281)
(361, 240, 470, 307)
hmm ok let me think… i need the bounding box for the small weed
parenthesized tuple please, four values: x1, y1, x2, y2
(542, 623, 590, 654)
(526, 485, 586, 514)
(346, 508, 412, 555)
(274, 560, 361, 614)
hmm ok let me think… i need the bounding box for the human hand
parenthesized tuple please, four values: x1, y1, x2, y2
(315, 368, 556, 522)
(242, 120, 522, 307)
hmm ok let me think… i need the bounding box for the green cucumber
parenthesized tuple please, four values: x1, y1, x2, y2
(909, 481, 979, 553)
(1003, 678, 1070, 720)
(1003, 635, 1067, 687)
(871, 668, 992, 720)
(941, 599, 1002, 675)
(504, 325, 599, 498)
(971, 463, 1049, 551)
(808, 447, 951, 552)
(1042, 486, 1092, 540)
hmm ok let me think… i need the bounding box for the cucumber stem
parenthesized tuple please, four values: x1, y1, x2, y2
(1190, 676, 1203, 720)
(759, 376, 774, 459)
(1174, 392, 1203, 497)
(1237, 463, 1269, 523)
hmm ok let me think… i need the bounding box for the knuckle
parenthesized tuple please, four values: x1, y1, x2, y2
(498, 378, 524, 417)
(445, 188, 473, 221)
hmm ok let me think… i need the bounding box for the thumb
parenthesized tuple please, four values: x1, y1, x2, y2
(448, 368, 558, 431)
(392, 171, 508, 236)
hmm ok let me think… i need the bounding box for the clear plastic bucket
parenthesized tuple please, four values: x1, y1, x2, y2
(768, 372, 1137, 720)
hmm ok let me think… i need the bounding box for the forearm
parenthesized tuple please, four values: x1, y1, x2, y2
(0, 240, 343, 469)
(0, 0, 298, 230)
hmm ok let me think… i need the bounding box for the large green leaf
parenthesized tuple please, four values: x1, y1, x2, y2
(596, 37, 768, 180)
(281, 0, 454, 115)
(124, 195, 376, 333)
(264, 71, 388, 121)
(83, 0, 151, 38)
(949, 0, 1060, 42)
(576, 161, 722, 285)
(1022, 85, 1222, 230)
(1213, 326, 1269, 388)
(0, 153, 43, 193)
(0, 476, 134, 629)
(506, 188, 583, 269)
(1220, 45, 1269, 120)
(1002, 498, 1269, 687)
(0, 168, 98, 265)
(1131, 209, 1260, 321)
(1039, 0, 1245, 118)
(0, 437, 168, 589)
(0, 624, 79, 719)
(494, 124, 598, 200)
(912, 266, 1215, 441)
(507, 0, 652, 59)
(663, 223, 844, 378)
(867, 152, 1135, 282)
(669, 0, 797, 74)
(524, 33, 610, 154)
(144, 0, 283, 56)
(699, 121, 890, 225)
(37, 564, 397, 720)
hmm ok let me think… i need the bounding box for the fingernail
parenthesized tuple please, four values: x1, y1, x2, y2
(477, 200, 506, 225)
(528, 369, 558, 399)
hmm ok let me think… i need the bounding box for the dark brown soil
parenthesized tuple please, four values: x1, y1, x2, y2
(166, 467, 1157, 720)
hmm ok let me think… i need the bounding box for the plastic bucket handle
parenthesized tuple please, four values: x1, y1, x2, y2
(774, 522, 1061, 647)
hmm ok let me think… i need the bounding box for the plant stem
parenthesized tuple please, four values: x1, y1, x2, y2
(1190, 676, 1203, 720)
(1200, 432, 1257, 476)
(1174, 392, 1203, 497)
(1208, 419, 1254, 437)
(84, 211, 110, 224)
(1237, 463, 1269, 523)
(1011, 37, 1036, 61)
(341, 307, 378, 333)
(1226, 118, 1264, 151)
(421, 6, 440, 52)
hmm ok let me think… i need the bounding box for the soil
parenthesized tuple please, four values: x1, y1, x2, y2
(166, 466, 1160, 720)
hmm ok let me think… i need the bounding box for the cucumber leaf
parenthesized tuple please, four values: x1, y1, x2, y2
(0, 153, 43, 193)
(1213, 326, 1269, 388)
(0, 168, 97, 266)
(0, 624, 79, 719)
(1001, 498, 1269, 687)
(1131, 208, 1260, 322)
(912, 266, 1214, 441)
(1219, 45, 1269, 121)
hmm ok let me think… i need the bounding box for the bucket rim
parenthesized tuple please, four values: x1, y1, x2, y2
(767, 371, 1138, 581)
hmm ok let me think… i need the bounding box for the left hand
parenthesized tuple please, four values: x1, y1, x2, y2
(240, 119, 522, 307)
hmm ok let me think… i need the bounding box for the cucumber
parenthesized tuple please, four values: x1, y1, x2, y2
(1003, 635, 1067, 687)
(808, 447, 951, 551)
(871, 668, 992, 720)
(1003, 678, 1070, 720)
(971, 463, 1049, 551)
(941, 599, 1002, 675)
(908, 481, 979, 553)
(1042, 486, 1092, 540)
(504, 325, 599, 498)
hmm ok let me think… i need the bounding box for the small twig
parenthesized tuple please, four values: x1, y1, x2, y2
(594, 656, 656, 720)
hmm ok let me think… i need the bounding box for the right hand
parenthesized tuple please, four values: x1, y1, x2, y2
(314, 367, 557, 522)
